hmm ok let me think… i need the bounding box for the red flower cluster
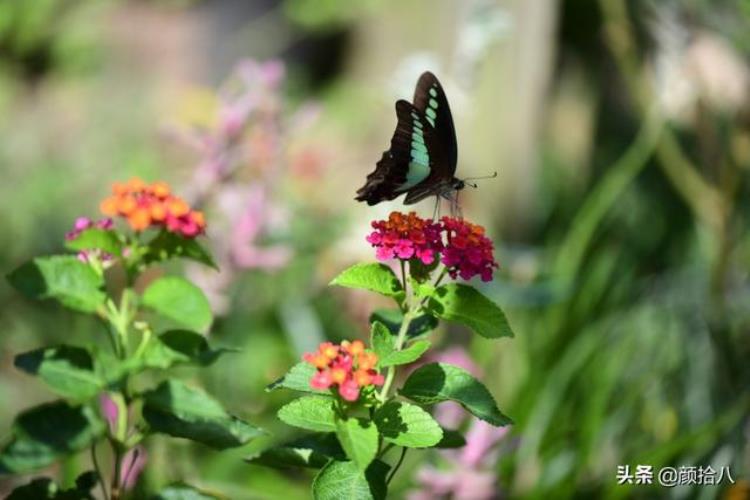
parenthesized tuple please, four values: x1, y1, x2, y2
(441, 217, 498, 282)
(366, 212, 442, 265)
(99, 178, 205, 238)
(365, 212, 499, 282)
(303, 341, 384, 402)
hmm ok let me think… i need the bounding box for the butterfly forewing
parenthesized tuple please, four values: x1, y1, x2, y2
(355, 100, 437, 205)
(412, 72, 457, 171)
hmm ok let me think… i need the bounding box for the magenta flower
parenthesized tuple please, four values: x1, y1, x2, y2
(441, 217, 498, 282)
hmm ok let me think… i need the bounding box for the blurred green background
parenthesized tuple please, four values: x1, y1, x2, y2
(1, 0, 750, 498)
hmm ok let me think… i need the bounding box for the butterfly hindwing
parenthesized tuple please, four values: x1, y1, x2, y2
(355, 100, 437, 205)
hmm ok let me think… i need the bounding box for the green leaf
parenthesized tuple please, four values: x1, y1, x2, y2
(373, 402, 442, 448)
(330, 263, 404, 303)
(266, 362, 325, 394)
(335, 417, 378, 471)
(312, 459, 389, 500)
(65, 228, 122, 256)
(151, 483, 223, 499)
(14, 345, 104, 401)
(423, 283, 514, 339)
(0, 402, 105, 473)
(381, 341, 431, 368)
(400, 363, 513, 426)
(7, 256, 106, 313)
(371, 321, 431, 368)
(140, 330, 233, 369)
(6, 472, 98, 499)
(145, 230, 218, 269)
(277, 396, 337, 433)
(436, 429, 466, 448)
(245, 433, 344, 469)
(370, 308, 437, 340)
(142, 379, 263, 450)
(142, 276, 213, 332)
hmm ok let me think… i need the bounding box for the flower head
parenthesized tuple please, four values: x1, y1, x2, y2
(441, 217, 498, 282)
(66, 216, 116, 266)
(367, 212, 442, 265)
(99, 178, 206, 238)
(303, 340, 384, 402)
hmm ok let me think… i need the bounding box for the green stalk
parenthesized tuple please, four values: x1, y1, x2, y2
(377, 309, 415, 402)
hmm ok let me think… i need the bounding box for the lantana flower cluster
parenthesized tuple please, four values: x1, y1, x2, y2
(441, 217, 498, 281)
(99, 178, 205, 237)
(366, 212, 499, 281)
(66, 216, 115, 264)
(303, 341, 384, 402)
(366, 211, 443, 264)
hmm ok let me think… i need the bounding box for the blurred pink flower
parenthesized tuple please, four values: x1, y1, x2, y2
(99, 393, 120, 436)
(409, 348, 510, 500)
(119, 445, 147, 491)
(230, 186, 293, 269)
(168, 58, 328, 315)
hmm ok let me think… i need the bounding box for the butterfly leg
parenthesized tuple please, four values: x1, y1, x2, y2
(432, 196, 441, 220)
(449, 191, 463, 218)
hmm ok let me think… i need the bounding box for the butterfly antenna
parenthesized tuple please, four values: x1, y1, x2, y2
(462, 171, 498, 182)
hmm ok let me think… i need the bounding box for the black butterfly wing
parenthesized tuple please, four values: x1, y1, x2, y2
(403, 72, 459, 204)
(355, 100, 437, 205)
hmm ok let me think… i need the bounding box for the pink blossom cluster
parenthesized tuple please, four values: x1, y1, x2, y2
(366, 212, 499, 282)
(303, 341, 384, 402)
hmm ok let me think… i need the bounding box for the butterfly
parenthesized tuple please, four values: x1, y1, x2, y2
(355, 71, 465, 210)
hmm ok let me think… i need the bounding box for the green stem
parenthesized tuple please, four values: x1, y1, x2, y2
(378, 309, 415, 402)
(386, 447, 407, 485)
(91, 445, 109, 500)
(110, 440, 122, 500)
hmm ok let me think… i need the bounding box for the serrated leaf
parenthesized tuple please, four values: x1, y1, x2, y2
(380, 341, 431, 368)
(245, 433, 344, 469)
(312, 460, 389, 500)
(145, 230, 218, 270)
(7, 256, 106, 313)
(335, 417, 378, 471)
(266, 362, 325, 394)
(330, 263, 404, 303)
(373, 401, 442, 448)
(277, 396, 337, 433)
(400, 363, 512, 426)
(370, 308, 437, 340)
(65, 228, 122, 256)
(0, 402, 105, 473)
(142, 276, 213, 332)
(14, 345, 104, 401)
(423, 284, 514, 339)
(140, 330, 233, 369)
(142, 379, 262, 450)
(371, 321, 430, 368)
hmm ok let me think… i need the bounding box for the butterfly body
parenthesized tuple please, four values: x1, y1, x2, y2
(356, 72, 463, 207)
